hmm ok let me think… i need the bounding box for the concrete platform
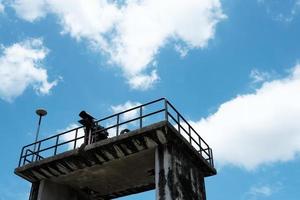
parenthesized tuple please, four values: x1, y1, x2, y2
(15, 121, 216, 199)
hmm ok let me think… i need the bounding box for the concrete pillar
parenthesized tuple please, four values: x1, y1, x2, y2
(29, 183, 39, 200)
(155, 144, 206, 200)
(29, 180, 90, 200)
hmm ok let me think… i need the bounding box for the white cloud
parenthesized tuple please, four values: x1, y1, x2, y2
(174, 44, 189, 58)
(191, 64, 300, 170)
(249, 185, 273, 197)
(12, 0, 47, 22)
(111, 101, 141, 121)
(250, 69, 272, 83)
(110, 101, 142, 134)
(257, 0, 300, 23)
(0, 38, 58, 102)
(11, 0, 225, 90)
(128, 70, 159, 90)
(245, 183, 282, 200)
(0, 1, 4, 13)
(58, 123, 85, 150)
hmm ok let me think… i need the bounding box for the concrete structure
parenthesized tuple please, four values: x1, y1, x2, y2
(15, 99, 216, 200)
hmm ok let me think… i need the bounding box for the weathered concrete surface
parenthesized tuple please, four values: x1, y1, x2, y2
(155, 144, 206, 200)
(29, 183, 39, 200)
(36, 180, 89, 200)
(51, 148, 156, 198)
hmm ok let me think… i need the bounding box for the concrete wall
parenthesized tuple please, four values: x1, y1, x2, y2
(33, 180, 89, 200)
(155, 144, 206, 200)
(29, 183, 39, 200)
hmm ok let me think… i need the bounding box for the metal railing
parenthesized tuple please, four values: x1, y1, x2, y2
(18, 98, 214, 168)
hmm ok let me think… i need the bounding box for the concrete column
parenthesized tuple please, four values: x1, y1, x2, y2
(29, 182, 39, 200)
(155, 144, 206, 200)
(33, 180, 90, 200)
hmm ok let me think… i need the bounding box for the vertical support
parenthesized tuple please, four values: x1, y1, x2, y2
(198, 135, 202, 156)
(74, 129, 78, 149)
(209, 148, 214, 168)
(164, 99, 168, 121)
(155, 145, 172, 200)
(116, 114, 120, 136)
(24, 149, 29, 165)
(29, 182, 40, 200)
(36, 142, 41, 161)
(140, 106, 143, 128)
(19, 147, 25, 167)
(54, 136, 59, 155)
(33, 115, 42, 154)
(177, 115, 180, 133)
(189, 127, 192, 144)
(33, 180, 90, 200)
(155, 144, 206, 200)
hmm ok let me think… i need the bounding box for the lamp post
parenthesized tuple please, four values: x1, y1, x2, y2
(33, 109, 47, 154)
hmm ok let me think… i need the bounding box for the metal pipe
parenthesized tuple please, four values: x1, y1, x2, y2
(33, 109, 47, 154)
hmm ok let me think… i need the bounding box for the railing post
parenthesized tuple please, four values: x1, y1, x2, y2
(198, 135, 201, 154)
(164, 99, 168, 121)
(31, 144, 36, 162)
(54, 135, 59, 155)
(74, 129, 78, 149)
(24, 149, 29, 165)
(210, 148, 214, 167)
(116, 114, 120, 136)
(18, 146, 25, 167)
(36, 142, 41, 161)
(140, 106, 143, 128)
(189, 126, 192, 144)
(177, 114, 180, 133)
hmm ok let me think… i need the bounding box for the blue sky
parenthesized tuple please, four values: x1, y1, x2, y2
(1, 0, 300, 199)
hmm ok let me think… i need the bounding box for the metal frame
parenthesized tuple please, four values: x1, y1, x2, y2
(18, 98, 214, 168)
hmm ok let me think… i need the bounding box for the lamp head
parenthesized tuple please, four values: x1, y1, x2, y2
(36, 109, 47, 117)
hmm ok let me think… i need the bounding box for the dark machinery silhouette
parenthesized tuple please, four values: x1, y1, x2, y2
(78, 111, 108, 145)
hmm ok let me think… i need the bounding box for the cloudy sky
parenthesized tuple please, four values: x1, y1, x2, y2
(0, 0, 300, 199)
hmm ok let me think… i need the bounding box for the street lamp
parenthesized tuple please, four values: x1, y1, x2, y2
(33, 109, 47, 153)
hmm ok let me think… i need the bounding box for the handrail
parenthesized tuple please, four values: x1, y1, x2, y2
(166, 109, 210, 158)
(17, 98, 214, 169)
(166, 100, 210, 148)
